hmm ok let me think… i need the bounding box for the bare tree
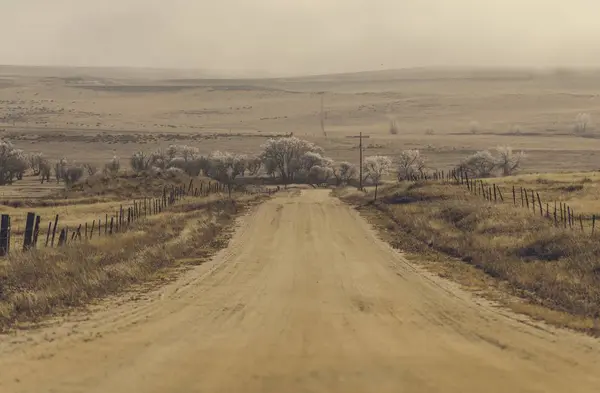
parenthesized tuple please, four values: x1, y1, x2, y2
(63, 166, 84, 186)
(104, 156, 120, 175)
(259, 137, 323, 184)
(363, 155, 392, 202)
(130, 151, 151, 172)
(389, 119, 399, 135)
(308, 165, 334, 186)
(333, 161, 357, 185)
(55, 158, 68, 184)
(396, 150, 425, 181)
(28, 152, 48, 176)
(574, 113, 592, 134)
(207, 151, 247, 198)
(149, 149, 167, 170)
(494, 145, 524, 176)
(246, 156, 263, 176)
(459, 151, 496, 178)
(39, 160, 51, 183)
(0, 140, 28, 185)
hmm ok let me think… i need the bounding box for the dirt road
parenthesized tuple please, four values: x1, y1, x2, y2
(1, 190, 599, 392)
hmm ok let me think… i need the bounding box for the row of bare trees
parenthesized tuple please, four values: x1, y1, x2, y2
(0, 137, 525, 201)
(0, 140, 124, 187)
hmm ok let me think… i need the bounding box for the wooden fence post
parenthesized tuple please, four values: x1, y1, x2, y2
(32, 215, 41, 249)
(57, 228, 66, 247)
(45, 222, 52, 247)
(91, 220, 95, 240)
(493, 184, 497, 202)
(76, 224, 82, 241)
(593, 215, 596, 235)
(531, 190, 535, 213)
(105, 214, 108, 235)
(0, 214, 11, 256)
(512, 186, 516, 205)
(525, 189, 529, 209)
(110, 217, 114, 235)
(537, 193, 543, 217)
(580, 215, 584, 232)
(497, 187, 504, 202)
(51, 214, 59, 247)
(23, 212, 36, 251)
(85, 222, 88, 240)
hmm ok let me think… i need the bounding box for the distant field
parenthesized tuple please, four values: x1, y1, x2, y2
(1, 67, 600, 181)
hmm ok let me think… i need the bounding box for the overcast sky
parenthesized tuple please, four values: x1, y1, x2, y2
(1, 0, 600, 76)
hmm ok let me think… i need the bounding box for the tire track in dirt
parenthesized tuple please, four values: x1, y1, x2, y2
(0, 189, 599, 393)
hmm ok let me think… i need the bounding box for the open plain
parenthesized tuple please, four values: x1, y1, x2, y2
(1, 66, 600, 392)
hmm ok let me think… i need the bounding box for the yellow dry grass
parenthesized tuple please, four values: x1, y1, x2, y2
(336, 177, 600, 335)
(483, 171, 600, 216)
(0, 193, 266, 329)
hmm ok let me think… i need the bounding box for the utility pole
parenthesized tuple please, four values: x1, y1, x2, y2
(320, 92, 326, 137)
(346, 133, 369, 191)
(359, 132, 363, 191)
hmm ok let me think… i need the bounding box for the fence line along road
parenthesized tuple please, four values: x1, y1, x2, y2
(405, 169, 597, 235)
(0, 180, 276, 257)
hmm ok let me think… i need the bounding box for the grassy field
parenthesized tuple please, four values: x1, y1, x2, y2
(482, 171, 600, 219)
(0, 186, 267, 329)
(336, 173, 600, 335)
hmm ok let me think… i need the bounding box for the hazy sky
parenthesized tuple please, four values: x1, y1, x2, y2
(2, 0, 600, 76)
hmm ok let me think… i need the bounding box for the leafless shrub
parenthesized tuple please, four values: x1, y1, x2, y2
(207, 151, 247, 198)
(63, 166, 84, 185)
(470, 120, 480, 134)
(494, 145, 525, 176)
(510, 124, 522, 135)
(363, 155, 392, 201)
(39, 160, 51, 183)
(130, 151, 151, 172)
(397, 150, 426, 181)
(28, 152, 48, 176)
(333, 161, 357, 185)
(460, 150, 496, 178)
(245, 156, 262, 176)
(0, 140, 27, 184)
(259, 137, 323, 184)
(104, 156, 120, 175)
(308, 165, 334, 186)
(55, 158, 68, 184)
(574, 113, 592, 134)
(460, 146, 525, 178)
(389, 119, 399, 135)
(425, 128, 435, 135)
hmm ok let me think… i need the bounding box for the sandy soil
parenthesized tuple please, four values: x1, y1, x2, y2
(1, 189, 598, 392)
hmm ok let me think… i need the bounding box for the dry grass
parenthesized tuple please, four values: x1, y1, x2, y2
(336, 179, 600, 334)
(484, 171, 600, 218)
(0, 194, 266, 329)
(0, 171, 229, 247)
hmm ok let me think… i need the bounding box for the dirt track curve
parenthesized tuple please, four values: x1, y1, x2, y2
(1, 189, 599, 392)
